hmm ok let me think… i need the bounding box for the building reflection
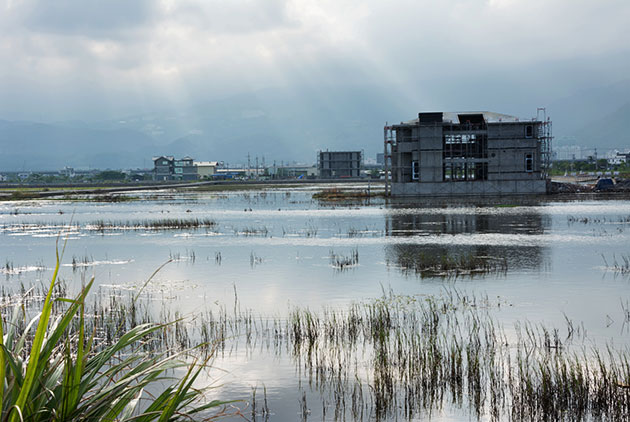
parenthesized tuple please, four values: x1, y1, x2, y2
(384, 199, 550, 275)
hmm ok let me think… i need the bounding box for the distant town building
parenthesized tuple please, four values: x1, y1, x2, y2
(269, 165, 317, 179)
(384, 111, 552, 196)
(153, 156, 174, 180)
(317, 151, 362, 178)
(152, 156, 197, 181)
(606, 150, 629, 165)
(195, 161, 219, 179)
(60, 167, 76, 178)
(215, 168, 247, 179)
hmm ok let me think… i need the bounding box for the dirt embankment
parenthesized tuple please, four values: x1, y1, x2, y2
(551, 179, 630, 194)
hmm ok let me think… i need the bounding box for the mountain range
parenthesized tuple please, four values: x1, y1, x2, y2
(1, 81, 629, 171)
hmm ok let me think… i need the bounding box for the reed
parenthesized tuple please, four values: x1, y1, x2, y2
(312, 188, 381, 201)
(89, 218, 217, 232)
(187, 289, 630, 421)
(0, 250, 231, 421)
(237, 226, 269, 237)
(329, 248, 359, 270)
(602, 253, 630, 275)
(5, 265, 630, 420)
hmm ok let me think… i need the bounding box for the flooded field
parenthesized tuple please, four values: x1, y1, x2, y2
(1, 185, 630, 421)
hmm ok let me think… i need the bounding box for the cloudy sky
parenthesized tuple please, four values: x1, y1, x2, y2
(1, 0, 629, 122)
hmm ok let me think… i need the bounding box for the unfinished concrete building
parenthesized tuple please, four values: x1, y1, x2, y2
(317, 151, 362, 178)
(384, 110, 552, 196)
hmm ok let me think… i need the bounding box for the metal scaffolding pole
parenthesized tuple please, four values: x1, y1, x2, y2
(384, 124, 392, 197)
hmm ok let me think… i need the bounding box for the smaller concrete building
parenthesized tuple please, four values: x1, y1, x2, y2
(317, 150, 362, 179)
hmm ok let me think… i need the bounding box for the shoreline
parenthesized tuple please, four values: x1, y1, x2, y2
(2, 178, 630, 201)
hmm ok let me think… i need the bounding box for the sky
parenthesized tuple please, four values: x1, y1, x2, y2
(1, 0, 629, 122)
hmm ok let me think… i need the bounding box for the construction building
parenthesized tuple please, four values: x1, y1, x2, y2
(383, 110, 552, 196)
(317, 150, 362, 178)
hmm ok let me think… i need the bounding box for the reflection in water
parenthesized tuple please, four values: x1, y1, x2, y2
(385, 203, 551, 275)
(3, 192, 630, 420)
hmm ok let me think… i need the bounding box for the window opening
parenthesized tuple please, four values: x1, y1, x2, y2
(525, 125, 534, 138)
(525, 154, 533, 172)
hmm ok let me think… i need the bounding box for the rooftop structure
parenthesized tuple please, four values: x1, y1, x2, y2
(384, 110, 552, 196)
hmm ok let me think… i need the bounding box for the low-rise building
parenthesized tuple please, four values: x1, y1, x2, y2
(152, 156, 197, 181)
(270, 165, 317, 179)
(607, 151, 629, 166)
(317, 151, 362, 178)
(153, 156, 174, 181)
(194, 161, 219, 179)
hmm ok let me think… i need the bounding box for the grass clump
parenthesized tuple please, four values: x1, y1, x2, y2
(6, 191, 40, 200)
(602, 253, 630, 275)
(312, 188, 381, 201)
(329, 248, 359, 271)
(0, 247, 230, 421)
(90, 218, 217, 232)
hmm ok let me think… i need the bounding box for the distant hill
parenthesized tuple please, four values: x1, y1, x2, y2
(570, 102, 630, 149)
(0, 85, 412, 170)
(547, 79, 630, 147)
(85, 84, 414, 166)
(2, 81, 630, 171)
(0, 120, 154, 170)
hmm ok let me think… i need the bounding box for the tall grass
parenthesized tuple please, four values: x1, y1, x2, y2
(0, 247, 230, 421)
(5, 252, 630, 420)
(90, 218, 217, 232)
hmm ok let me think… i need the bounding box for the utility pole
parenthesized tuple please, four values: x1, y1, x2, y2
(247, 153, 251, 179)
(255, 156, 259, 179)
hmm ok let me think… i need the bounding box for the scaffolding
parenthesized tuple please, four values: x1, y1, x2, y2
(536, 107, 553, 180)
(383, 123, 394, 196)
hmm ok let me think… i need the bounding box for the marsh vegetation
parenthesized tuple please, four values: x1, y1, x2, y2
(2, 189, 630, 420)
(5, 274, 630, 421)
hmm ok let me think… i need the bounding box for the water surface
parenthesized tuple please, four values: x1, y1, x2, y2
(1, 187, 629, 420)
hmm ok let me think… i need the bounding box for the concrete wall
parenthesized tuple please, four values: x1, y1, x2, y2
(196, 165, 217, 178)
(391, 179, 547, 196)
(418, 125, 442, 183)
(487, 123, 542, 181)
(488, 123, 536, 139)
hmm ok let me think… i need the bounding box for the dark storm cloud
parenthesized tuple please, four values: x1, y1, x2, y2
(13, 0, 294, 39)
(18, 0, 157, 38)
(0, 0, 629, 125)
